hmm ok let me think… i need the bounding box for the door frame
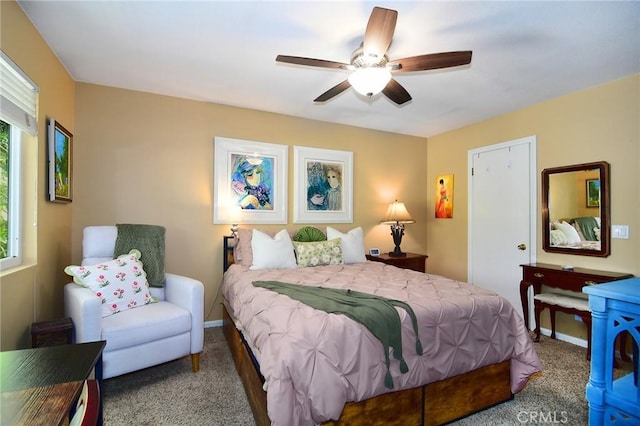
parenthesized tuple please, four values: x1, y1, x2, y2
(467, 135, 538, 327)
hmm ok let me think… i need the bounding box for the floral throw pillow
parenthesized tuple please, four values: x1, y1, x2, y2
(65, 249, 156, 317)
(293, 238, 344, 267)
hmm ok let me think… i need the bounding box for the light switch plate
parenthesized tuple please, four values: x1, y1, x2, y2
(612, 225, 629, 239)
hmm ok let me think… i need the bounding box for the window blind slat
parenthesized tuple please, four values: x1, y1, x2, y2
(0, 97, 38, 136)
(1, 67, 35, 111)
(0, 51, 39, 136)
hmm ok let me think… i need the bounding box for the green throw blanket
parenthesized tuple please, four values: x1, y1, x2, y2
(573, 217, 599, 241)
(253, 280, 423, 389)
(114, 224, 166, 287)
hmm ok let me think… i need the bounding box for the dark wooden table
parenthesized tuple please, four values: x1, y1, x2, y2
(519, 262, 633, 330)
(0, 341, 106, 426)
(366, 252, 428, 273)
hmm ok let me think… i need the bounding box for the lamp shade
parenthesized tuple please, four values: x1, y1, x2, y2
(382, 200, 415, 224)
(348, 67, 392, 97)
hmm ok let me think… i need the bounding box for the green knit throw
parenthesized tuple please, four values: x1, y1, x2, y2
(114, 224, 166, 287)
(573, 217, 599, 241)
(253, 280, 423, 389)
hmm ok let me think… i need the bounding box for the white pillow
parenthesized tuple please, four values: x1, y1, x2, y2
(250, 229, 297, 270)
(554, 221, 582, 244)
(326, 226, 366, 264)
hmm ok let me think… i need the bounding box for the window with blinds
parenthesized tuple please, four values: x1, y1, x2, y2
(0, 50, 39, 269)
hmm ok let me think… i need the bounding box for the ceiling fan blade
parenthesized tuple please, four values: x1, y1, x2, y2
(363, 7, 397, 58)
(382, 79, 412, 105)
(390, 51, 472, 73)
(314, 80, 351, 103)
(276, 55, 350, 69)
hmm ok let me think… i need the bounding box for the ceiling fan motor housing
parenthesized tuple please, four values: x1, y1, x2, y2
(351, 43, 388, 69)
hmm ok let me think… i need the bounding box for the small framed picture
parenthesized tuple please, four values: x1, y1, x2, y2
(48, 118, 73, 203)
(369, 248, 380, 257)
(586, 178, 600, 208)
(435, 174, 454, 218)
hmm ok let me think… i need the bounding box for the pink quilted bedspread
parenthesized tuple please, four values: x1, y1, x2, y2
(221, 261, 542, 426)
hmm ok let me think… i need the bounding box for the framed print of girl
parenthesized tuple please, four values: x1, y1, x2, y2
(213, 137, 288, 224)
(231, 154, 273, 210)
(435, 174, 454, 218)
(293, 146, 353, 223)
(307, 162, 342, 211)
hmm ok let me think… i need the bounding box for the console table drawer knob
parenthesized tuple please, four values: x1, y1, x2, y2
(534, 273, 544, 278)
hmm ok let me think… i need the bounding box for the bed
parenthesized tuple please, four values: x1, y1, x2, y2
(221, 228, 542, 425)
(550, 217, 601, 250)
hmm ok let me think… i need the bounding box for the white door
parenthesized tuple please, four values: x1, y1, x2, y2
(468, 136, 537, 326)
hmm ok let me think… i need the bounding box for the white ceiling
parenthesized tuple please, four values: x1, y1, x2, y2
(17, 1, 640, 138)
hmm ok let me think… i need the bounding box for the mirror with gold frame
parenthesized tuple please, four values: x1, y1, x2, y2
(542, 161, 610, 257)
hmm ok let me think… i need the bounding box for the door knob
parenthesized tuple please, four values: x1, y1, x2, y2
(517, 243, 527, 250)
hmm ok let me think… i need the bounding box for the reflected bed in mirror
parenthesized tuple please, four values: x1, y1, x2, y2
(542, 161, 610, 257)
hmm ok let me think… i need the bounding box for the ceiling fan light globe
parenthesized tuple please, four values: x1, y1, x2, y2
(348, 67, 391, 97)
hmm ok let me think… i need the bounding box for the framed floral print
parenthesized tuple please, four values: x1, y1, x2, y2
(293, 146, 353, 223)
(213, 137, 288, 224)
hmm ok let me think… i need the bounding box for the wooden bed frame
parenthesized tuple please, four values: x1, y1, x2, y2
(223, 307, 512, 426)
(221, 236, 513, 425)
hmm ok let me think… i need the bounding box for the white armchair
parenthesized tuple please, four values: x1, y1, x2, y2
(64, 226, 204, 379)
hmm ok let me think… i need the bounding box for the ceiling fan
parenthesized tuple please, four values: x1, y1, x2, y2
(275, 7, 472, 105)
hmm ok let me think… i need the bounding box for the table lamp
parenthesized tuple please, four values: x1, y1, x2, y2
(382, 200, 415, 257)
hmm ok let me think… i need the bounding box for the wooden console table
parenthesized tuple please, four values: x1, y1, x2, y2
(0, 341, 106, 426)
(520, 263, 632, 358)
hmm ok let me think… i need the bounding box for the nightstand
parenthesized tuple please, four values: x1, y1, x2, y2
(366, 253, 428, 273)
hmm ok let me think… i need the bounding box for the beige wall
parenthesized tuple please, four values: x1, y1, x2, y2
(1, 1, 75, 350)
(72, 83, 428, 322)
(549, 170, 600, 220)
(426, 75, 640, 339)
(3, 0, 638, 350)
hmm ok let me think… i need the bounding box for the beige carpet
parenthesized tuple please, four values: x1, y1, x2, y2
(103, 327, 632, 425)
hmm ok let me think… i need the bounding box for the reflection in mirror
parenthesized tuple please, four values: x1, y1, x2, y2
(542, 161, 610, 257)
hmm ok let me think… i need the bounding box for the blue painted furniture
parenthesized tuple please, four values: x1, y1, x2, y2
(584, 277, 640, 424)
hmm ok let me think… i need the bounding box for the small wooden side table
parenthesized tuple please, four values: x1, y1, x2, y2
(31, 317, 74, 348)
(366, 252, 428, 273)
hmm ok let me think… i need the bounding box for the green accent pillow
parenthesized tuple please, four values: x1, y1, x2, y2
(293, 238, 343, 267)
(293, 226, 327, 242)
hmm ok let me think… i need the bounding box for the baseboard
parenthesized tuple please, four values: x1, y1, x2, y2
(539, 327, 588, 348)
(205, 320, 223, 328)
